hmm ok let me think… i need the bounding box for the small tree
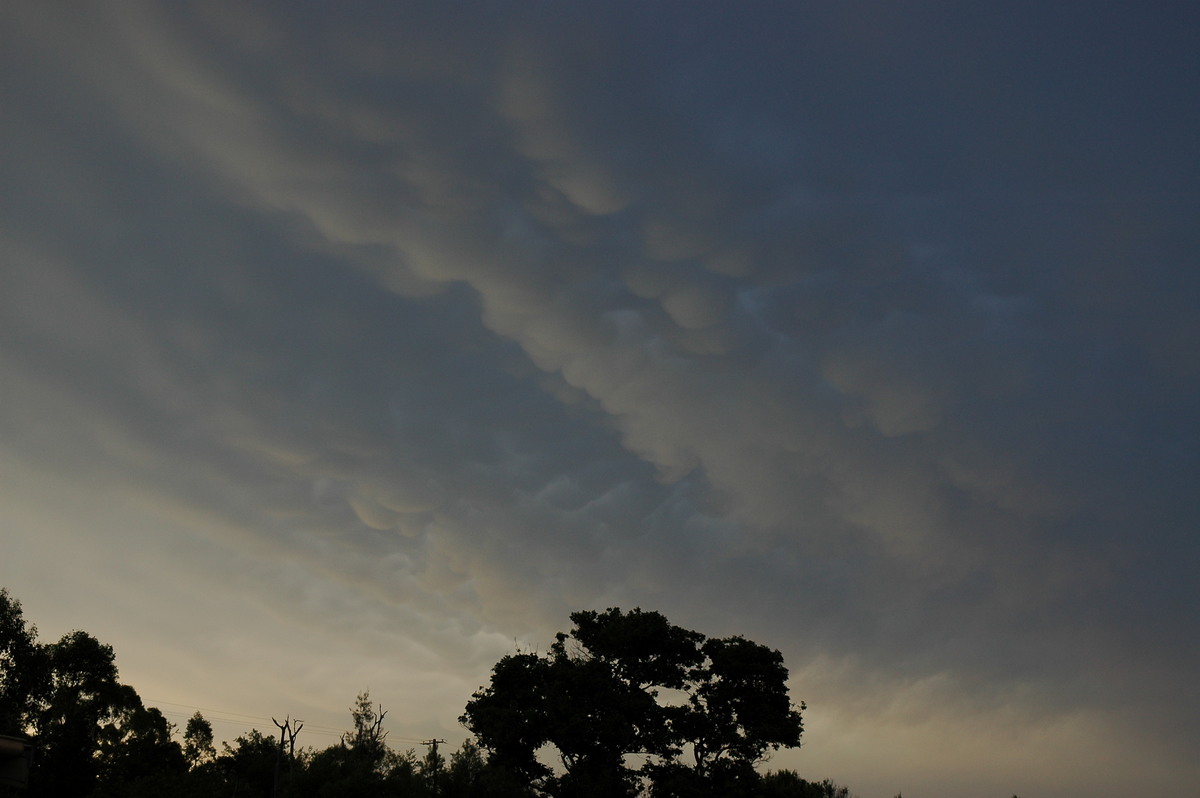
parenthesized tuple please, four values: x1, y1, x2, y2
(183, 711, 216, 767)
(344, 690, 389, 771)
(443, 739, 485, 795)
(218, 729, 280, 798)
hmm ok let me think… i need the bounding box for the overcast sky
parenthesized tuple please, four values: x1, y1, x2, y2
(2, 2, 1198, 795)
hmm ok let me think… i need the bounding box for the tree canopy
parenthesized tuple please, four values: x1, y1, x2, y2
(1, 589, 854, 798)
(461, 607, 805, 797)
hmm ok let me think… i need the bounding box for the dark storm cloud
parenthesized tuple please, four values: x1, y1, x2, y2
(2, 2, 1197, 794)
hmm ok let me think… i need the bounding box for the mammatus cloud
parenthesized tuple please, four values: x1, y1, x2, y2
(2, 3, 1197, 796)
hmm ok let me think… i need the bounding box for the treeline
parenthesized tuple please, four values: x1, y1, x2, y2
(1, 588, 852, 797)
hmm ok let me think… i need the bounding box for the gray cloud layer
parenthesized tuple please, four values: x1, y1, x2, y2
(3, 3, 1197, 795)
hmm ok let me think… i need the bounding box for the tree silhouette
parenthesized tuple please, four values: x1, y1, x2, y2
(344, 690, 388, 768)
(461, 608, 804, 796)
(0, 589, 45, 738)
(93, 695, 186, 797)
(759, 771, 853, 798)
(29, 631, 132, 797)
(2, 588, 842, 798)
(218, 729, 280, 798)
(182, 711, 215, 767)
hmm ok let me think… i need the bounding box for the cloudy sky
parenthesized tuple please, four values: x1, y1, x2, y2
(2, 2, 1197, 795)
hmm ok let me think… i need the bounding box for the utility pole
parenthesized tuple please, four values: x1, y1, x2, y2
(422, 738, 447, 795)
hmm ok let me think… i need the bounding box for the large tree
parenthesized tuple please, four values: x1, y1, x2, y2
(0, 588, 46, 737)
(461, 608, 804, 797)
(93, 692, 187, 797)
(28, 630, 132, 797)
(0, 589, 187, 798)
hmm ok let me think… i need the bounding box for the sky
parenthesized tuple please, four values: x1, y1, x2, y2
(1, 2, 1198, 795)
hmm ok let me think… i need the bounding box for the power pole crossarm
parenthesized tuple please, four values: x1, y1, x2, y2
(422, 738, 448, 795)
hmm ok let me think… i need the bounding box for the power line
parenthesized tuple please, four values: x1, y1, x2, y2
(147, 698, 346, 735)
(423, 738, 448, 795)
(143, 697, 432, 744)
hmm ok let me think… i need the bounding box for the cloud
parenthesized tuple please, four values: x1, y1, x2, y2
(2, 3, 1197, 795)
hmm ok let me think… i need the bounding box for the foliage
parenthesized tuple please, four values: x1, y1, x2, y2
(343, 689, 390, 771)
(220, 729, 280, 798)
(1, 588, 845, 798)
(678, 635, 803, 773)
(93, 698, 187, 797)
(182, 710, 215, 766)
(29, 631, 135, 797)
(0, 589, 45, 737)
(760, 770, 853, 798)
(461, 607, 805, 796)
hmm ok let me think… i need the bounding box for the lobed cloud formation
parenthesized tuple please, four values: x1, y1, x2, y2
(2, 3, 1197, 795)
